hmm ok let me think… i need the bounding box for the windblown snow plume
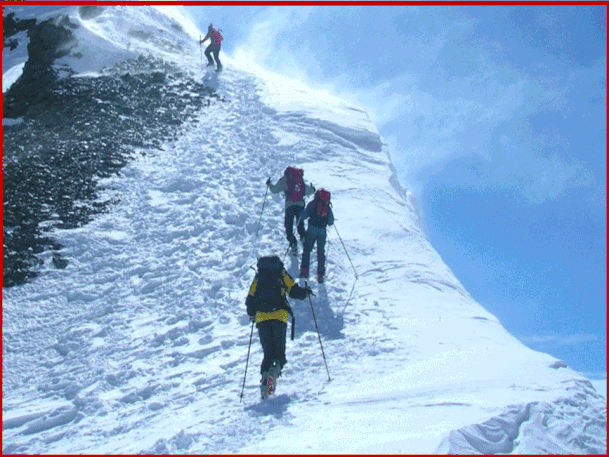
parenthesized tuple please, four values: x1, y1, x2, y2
(3, 6, 606, 454)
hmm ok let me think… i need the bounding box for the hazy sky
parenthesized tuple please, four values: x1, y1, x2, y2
(185, 5, 606, 379)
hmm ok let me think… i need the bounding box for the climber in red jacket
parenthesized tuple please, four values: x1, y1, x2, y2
(200, 23, 223, 72)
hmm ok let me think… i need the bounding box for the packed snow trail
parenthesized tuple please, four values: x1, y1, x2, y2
(2, 68, 399, 453)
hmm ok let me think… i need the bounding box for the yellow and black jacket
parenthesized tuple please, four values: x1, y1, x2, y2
(246, 269, 308, 324)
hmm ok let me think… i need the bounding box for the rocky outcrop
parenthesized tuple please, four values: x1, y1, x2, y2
(3, 44, 222, 286)
(3, 12, 36, 50)
(4, 14, 79, 118)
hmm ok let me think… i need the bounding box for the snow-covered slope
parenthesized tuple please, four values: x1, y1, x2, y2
(3, 6, 606, 454)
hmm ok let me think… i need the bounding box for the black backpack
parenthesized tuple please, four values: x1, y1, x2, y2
(254, 256, 287, 312)
(250, 255, 296, 340)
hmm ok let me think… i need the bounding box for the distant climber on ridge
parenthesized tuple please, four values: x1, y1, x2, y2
(200, 23, 223, 72)
(267, 167, 315, 256)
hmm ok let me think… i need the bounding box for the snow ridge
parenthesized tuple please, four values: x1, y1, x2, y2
(437, 380, 607, 454)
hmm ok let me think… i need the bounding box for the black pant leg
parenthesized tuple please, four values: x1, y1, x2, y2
(317, 231, 327, 276)
(213, 46, 222, 69)
(284, 206, 297, 245)
(258, 320, 288, 375)
(295, 206, 306, 240)
(258, 322, 274, 375)
(301, 229, 316, 272)
(204, 45, 215, 65)
(271, 320, 288, 369)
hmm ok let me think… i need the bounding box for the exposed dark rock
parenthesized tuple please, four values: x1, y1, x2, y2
(3, 11, 36, 44)
(3, 12, 223, 287)
(4, 14, 79, 118)
(77, 6, 105, 21)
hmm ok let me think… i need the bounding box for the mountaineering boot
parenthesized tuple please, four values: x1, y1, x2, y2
(260, 371, 269, 399)
(290, 241, 297, 256)
(299, 267, 309, 279)
(267, 360, 281, 396)
(206, 62, 215, 67)
(317, 273, 324, 284)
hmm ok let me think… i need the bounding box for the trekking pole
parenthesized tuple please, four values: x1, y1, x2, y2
(339, 276, 358, 315)
(334, 224, 358, 278)
(282, 243, 291, 264)
(254, 184, 269, 242)
(199, 35, 203, 68)
(305, 281, 331, 382)
(239, 320, 255, 401)
(325, 234, 357, 315)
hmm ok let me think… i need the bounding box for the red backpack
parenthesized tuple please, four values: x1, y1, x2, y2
(285, 167, 305, 202)
(210, 28, 223, 45)
(312, 189, 331, 225)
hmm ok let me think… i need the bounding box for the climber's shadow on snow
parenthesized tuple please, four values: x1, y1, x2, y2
(284, 253, 344, 340)
(245, 394, 291, 418)
(202, 69, 220, 91)
(293, 282, 344, 341)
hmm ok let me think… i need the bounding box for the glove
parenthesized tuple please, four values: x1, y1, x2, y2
(266, 178, 271, 187)
(249, 315, 256, 323)
(311, 183, 316, 192)
(305, 285, 314, 296)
